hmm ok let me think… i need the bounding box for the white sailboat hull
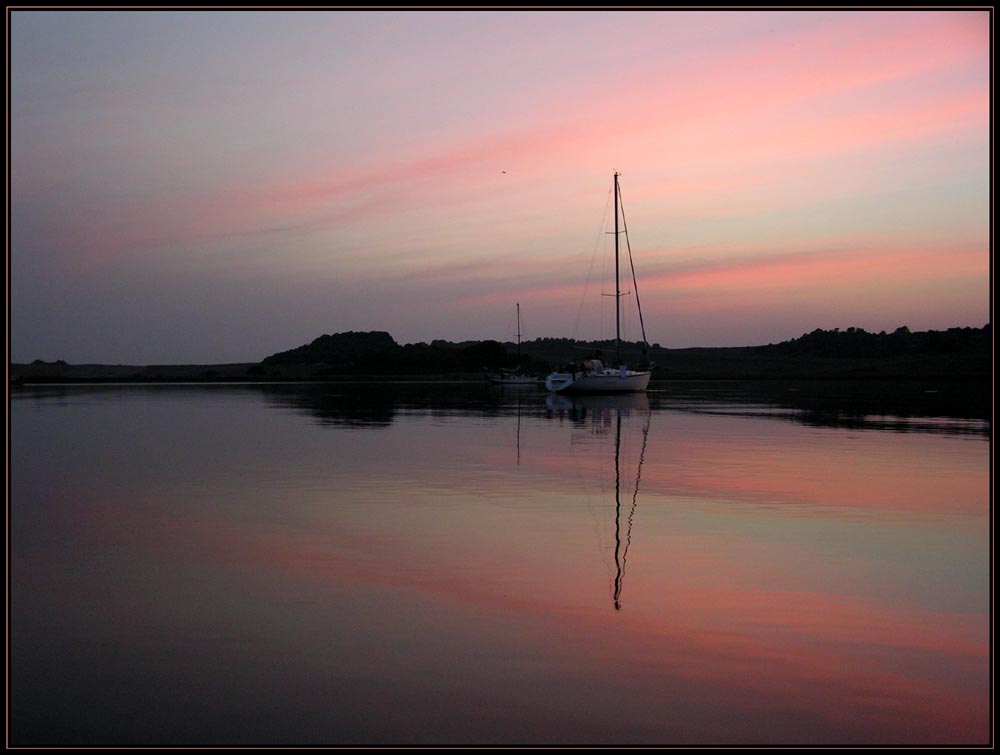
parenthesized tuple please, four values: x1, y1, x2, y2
(545, 369, 651, 394)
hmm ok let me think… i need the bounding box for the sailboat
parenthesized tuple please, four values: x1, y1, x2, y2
(545, 172, 653, 394)
(486, 302, 537, 384)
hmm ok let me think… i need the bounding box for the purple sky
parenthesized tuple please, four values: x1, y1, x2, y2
(9, 10, 991, 364)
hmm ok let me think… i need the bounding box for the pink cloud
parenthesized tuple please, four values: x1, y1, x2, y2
(625, 243, 987, 311)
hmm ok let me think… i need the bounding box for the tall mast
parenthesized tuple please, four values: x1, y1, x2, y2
(614, 172, 621, 364)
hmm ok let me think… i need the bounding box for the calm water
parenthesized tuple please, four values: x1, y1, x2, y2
(9, 381, 990, 745)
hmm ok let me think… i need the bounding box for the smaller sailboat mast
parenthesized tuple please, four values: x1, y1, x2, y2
(485, 303, 536, 384)
(516, 301, 522, 366)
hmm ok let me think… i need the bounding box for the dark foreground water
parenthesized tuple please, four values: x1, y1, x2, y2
(9, 381, 991, 745)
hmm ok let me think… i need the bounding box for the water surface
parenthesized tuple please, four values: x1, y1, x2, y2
(9, 381, 990, 745)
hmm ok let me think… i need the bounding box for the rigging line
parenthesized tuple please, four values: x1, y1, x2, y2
(600, 230, 608, 343)
(617, 186, 649, 348)
(572, 187, 613, 341)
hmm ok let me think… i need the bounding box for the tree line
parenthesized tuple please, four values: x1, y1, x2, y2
(755, 325, 990, 358)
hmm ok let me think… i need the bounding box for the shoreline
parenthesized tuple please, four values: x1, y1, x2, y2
(11, 370, 990, 386)
(11, 351, 990, 385)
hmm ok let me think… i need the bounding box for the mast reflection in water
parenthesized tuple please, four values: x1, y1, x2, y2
(546, 392, 652, 611)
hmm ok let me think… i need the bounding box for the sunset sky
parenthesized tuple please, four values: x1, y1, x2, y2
(9, 9, 991, 364)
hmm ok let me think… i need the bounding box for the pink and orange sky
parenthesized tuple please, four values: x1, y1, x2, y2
(9, 9, 991, 363)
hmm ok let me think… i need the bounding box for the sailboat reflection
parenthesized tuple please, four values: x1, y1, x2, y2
(514, 390, 522, 465)
(546, 393, 652, 610)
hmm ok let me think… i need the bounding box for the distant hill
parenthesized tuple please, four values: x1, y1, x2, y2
(261, 330, 548, 376)
(263, 331, 399, 366)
